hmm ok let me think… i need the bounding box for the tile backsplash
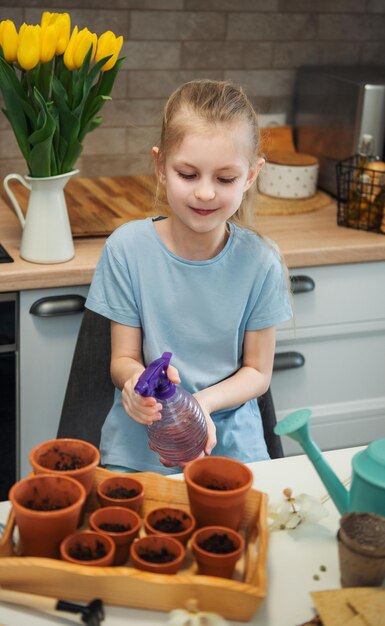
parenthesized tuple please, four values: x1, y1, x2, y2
(0, 0, 384, 179)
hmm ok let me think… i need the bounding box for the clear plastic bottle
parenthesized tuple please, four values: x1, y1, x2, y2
(134, 352, 207, 465)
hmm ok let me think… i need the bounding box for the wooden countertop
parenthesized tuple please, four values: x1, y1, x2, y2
(1, 175, 385, 293)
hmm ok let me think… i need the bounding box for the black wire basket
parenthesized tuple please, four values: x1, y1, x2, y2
(336, 155, 385, 234)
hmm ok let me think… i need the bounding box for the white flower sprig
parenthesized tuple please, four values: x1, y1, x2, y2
(268, 487, 328, 531)
(167, 599, 229, 626)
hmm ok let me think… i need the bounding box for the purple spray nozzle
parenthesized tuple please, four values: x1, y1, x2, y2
(134, 351, 176, 400)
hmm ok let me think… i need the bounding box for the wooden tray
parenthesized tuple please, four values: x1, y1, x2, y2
(0, 468, 269, 621)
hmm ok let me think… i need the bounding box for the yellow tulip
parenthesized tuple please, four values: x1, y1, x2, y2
(95, 31, 123, 71)
(63, 25, 78, 70)
(40, 24, 57, 63)
(17, 24, 41, 70)
(1, 20, 18, 63)
(72, 28, 97, 69)
(41, 11, 70, 55)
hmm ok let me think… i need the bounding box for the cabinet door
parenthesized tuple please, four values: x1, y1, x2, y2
(19, 286, 88, 478)
(273, 262, 385, 456)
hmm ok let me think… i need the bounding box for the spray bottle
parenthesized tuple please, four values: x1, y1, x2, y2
(134, 352, 208, 465)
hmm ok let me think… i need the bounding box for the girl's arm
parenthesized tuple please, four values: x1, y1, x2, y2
(110, 321, 164, 425)
(194, 326, 276, 416)
(110, 320, 216, 458)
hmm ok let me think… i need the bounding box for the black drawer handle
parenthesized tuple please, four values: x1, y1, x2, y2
(30, 295, 86, 317)
(290, 275, 315, 294)
(273, 351, 305, 371)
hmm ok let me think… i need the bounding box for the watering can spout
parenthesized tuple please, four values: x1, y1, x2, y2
(274, 409, 349, 515)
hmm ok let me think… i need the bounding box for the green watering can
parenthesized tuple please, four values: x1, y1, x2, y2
(274, 408, 385, 516)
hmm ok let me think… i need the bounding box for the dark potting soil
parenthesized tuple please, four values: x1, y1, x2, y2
(69, 540, 107, 561)
(139, 548, 176, 563)
(39, 448, 87, 472)
(25, 498, 70, 511)
(106, 487, 140, 499)
(51, 449, 86, 471)
(198, 533, 236, 554)
(153, 515, 186, 533)
(99, 522, 131, 533)
(204, 482, 233, 491)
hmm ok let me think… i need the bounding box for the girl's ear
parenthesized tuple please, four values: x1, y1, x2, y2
(152, 146, 166, 184)
(244, 157, 265, 192)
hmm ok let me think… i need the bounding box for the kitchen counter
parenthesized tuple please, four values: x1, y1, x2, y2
(1, 175, 385, 293)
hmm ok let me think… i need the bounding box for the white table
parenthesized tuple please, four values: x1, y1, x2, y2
(0, 447, 361, 626)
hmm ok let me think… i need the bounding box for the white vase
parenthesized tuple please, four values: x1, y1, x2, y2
(3, 170, 78, 264)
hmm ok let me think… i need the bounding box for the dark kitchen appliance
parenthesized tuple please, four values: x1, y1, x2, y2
(0, 292, 17, 500)
(294, 66, 385, 196)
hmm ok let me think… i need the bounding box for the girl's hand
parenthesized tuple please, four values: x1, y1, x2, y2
(197, 401, 217, 456)
(121, 375, 162, 425)
(122, 364, 181, 426)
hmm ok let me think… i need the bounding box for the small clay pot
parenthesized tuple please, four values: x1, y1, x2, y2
(29, 438, 100, 496)
(97, 475, 144, 514)
(144, 507, 196, 546)
(337, 512, 385, 587)
(9, 473, 86, 558)
(130, 535, 185, 574)
(191, 525, 245, 579)
(184, 456, 253, 529)
(89, 506, 142, 565)
(60, 530, 115, 566)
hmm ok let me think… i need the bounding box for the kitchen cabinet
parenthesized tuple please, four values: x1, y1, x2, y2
(272, 260, 385, 455)
(19, 285, 89, 478)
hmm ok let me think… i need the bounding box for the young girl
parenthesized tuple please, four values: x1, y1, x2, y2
(86, 79, 292, 474)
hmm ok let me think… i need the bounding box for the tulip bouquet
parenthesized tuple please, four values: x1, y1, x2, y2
(0, 12, 124, 177)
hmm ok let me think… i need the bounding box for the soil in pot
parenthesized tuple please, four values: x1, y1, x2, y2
(25, 497, 71, 511)
(198, 532, 236, 554)
(69, 540, 107, 561)
(153, 515, 186, 534)
(204, 480, 234, 491)
(49, 449, 85, 471)
(106, 487, 140, 499)
(139, 547, 177, 564)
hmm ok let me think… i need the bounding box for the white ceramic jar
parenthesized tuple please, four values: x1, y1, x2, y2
(258, 151, 319, 199)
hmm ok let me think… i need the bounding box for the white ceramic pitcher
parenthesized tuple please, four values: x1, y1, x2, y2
(3, 170, 78, 264)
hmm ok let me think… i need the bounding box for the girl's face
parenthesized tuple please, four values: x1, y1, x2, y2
(154, 122, 263, 237)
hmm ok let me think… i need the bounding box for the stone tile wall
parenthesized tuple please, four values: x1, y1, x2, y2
(0, 0, 384, 179)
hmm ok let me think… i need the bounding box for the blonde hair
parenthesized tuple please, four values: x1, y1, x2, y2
(155, 79, 261, 229)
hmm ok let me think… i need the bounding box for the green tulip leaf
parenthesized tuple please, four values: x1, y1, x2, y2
(52, 75, 82, 171)
(28, 88, 57, 176)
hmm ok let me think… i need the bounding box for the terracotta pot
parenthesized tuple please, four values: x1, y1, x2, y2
(183, 456, 253, 529)
(337, 512, 385, 587)
(144, 506, 196, 546)
(89, 506, 142, 565)
(9, 473, 86, 558)
(130, 535, 185, 574)
(60, 530, 115, 566)
(29, 438, 100, 496)
(191, 525, 245, 579)
(97, 475, 144, 514)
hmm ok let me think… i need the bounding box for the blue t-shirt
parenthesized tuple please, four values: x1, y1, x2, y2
(86, 217, 292, 473)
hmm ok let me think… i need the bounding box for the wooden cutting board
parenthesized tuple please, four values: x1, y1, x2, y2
(1, 175, 164, 237)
